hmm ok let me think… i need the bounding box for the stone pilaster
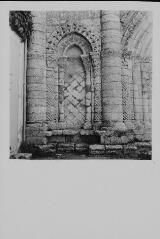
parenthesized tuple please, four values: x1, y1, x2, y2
(90, 52, 102, 129)
(101, 11, 126, 132)
(57, 59, 65, 123)
(26, 11, 47, 144)
(140, 59, 152, 140)
(132, 57, 144, 140)
(81, 55, 92, 129)
(121, 52, 135, 130)
(133, 58, 143, 124)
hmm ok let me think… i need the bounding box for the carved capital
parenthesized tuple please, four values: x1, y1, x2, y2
(81, 55, 91, 71)
(90, 52, 100, 67)
(57, 56, 67, 68)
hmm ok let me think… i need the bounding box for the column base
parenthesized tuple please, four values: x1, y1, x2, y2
(124, 120, 135, 130)
(102, 121, 127, 132)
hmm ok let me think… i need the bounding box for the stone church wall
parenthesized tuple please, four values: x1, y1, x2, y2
(25, 10, 152, 146)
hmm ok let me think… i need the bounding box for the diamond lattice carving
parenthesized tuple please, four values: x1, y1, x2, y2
(63, 59, 86, 128)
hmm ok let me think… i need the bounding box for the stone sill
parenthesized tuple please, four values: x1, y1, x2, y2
(45, 129, 96, 136)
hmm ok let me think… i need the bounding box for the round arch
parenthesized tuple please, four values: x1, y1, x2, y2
(58, 32, 93, 57)
(47, 22, 100, 54)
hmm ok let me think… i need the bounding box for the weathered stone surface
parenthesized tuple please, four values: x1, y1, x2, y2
(48, 135, 66, 143)
(51, 130, 63, 135)
(32, 144, 56, 157)
(75, 144, 89, 153)
(89, 144, 105, 155)
(24, 10, 151, 152)
(137, 150, 152, 160)
(63, 130, 79, 135)
(135, 142, 151, 150)
(26, 128, 46, 137)
(123, 145, 138, 158)
(57, 143, 75, 152)
(10, 153, 32, 159)
(105, 145, 123, 158)
(80, 130, 95, 136)
(45, 131, 52, 137)
(26, 136, 47, 145)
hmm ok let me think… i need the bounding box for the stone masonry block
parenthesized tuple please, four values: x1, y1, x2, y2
(57, 143, 75, 153)
(101, 20, 120, 31)
(26, 122, 47, 130)
(27, 106, 46, 114)
(26, 136, 47, 145)
(26, 127, 46, 137)
(27, 112, 46, 122)
(27, 76, 45, 84)
(75, 144, 89, 153)
(102, 97, 122, 105)
(102, 104, 124, 113)
(27, 57, 46, 69)
(101, 66, 121, 75)
(27, 91, 46, 99)
(63, 130, 79, 135)
(105, 145, 123, 158)
(103, 112, 123, 121)
(89, 144, 105, 155)
(27, 99, 46, 108)
(102, 81, 122, 91)
(123, 145, 138, 158)
(27, 84, 46, 92)
(51, 130, 63, 135)
(101, 57, 121, 67)
(48, 136, 65, 143)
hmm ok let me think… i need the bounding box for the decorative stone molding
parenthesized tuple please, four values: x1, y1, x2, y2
(90, 52, 102, 127)
(58, 33, 92, 56)
(46, 21, 102, 130)
(81, 55, 92, 129)
(121, 49, 133, 60)
(121, 58, 135, 129)
(120, 11, 146, 49)
(47, 22, 101, 54)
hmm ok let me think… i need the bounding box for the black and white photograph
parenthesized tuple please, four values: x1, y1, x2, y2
(1, 2, 160, 239)
(9, 9, 152, 159)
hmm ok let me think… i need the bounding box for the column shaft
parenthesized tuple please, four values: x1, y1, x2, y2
(26, 11, 47, 144)
(101, 11, 125, 131)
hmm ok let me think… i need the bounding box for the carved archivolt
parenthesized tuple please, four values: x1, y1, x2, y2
(46, 22, 102, 128)
(47, 22, 100, 54)
(120, 11, 146, 49)
(58, 33, 92, 56)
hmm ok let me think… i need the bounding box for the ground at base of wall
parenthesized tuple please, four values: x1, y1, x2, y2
(13, 142, 152, 160)
(10, 152, 32, 159)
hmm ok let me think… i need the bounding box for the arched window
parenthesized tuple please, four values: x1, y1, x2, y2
(65, 44, 83, 57)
